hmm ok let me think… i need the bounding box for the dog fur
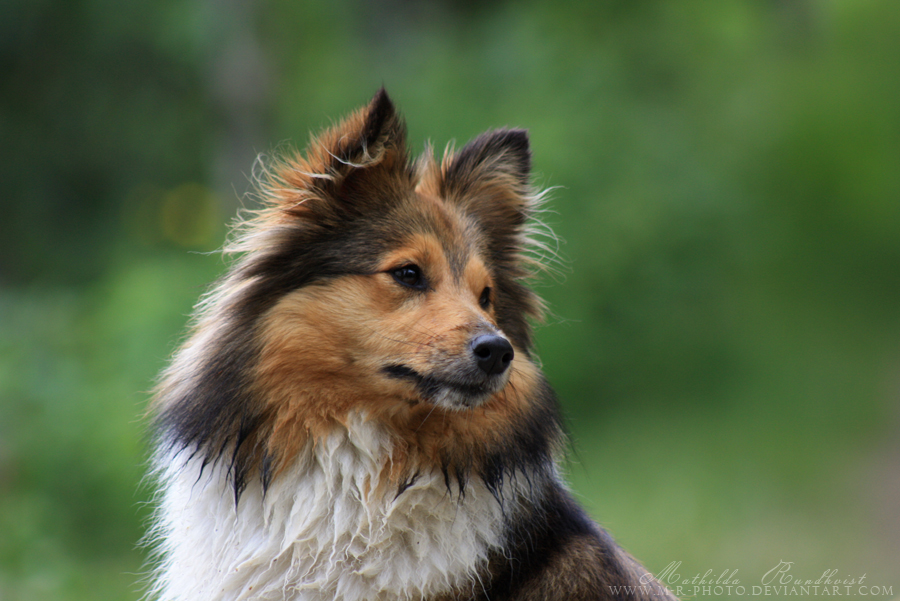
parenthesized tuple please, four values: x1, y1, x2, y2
(146, 89, 676, 601)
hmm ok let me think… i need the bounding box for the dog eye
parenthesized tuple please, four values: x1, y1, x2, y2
(479, 286, 492, 309)
(391, 265, 427, 290)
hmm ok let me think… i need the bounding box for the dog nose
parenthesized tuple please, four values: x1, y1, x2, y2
(471, 334, 514, 376)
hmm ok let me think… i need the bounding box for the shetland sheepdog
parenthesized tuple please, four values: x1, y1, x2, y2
(147, 89, 676, 601)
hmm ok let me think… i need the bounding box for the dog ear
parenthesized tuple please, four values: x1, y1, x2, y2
(441, 128, 533, 235)
(270, 88, 412, 219)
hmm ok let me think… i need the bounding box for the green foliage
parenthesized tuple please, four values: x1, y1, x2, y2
(2, 1, 899, 598)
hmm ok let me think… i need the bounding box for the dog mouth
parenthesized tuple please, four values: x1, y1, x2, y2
(382, 363, 506, 409)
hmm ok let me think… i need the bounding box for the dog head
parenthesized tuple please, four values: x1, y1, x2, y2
(154, 90, 555, 493)
(240, 90, 545, 410)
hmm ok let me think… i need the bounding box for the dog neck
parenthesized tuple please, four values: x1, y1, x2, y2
(151, 411, 516, 601)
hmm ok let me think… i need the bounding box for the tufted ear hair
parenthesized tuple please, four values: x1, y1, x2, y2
(445, 129, 531, 191)
(441, 128, 533, 236)
(266, 88, 412, 220)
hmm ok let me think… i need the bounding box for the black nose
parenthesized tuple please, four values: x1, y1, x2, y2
(471, 334, 514, 376)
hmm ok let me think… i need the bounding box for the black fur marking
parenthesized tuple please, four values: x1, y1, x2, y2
(322, 88, 409, 189)
(486, 489, 599, 599)
(260, 450, 275, 494)
(154, 327, 265, 499)
(494, 278, 538, 354)
(381, 363, 419, 380)
(454, 458, 472, 500)
(358, 88, 398, 160)
(305, 90, 414, 224)
(395, 470, 421, 500)
(443, 241, 471, 280)
(445, 129, 532, 191)
(381, 363, 490, 404)
(472, 479, 651, 601)
(480, 376, 559, 505)
(441, 461, 454, 497)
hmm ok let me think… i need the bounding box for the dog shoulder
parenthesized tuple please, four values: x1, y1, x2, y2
(470, 483, 677, 601)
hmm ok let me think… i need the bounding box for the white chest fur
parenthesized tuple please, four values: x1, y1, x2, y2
(149, 414, 510, 601)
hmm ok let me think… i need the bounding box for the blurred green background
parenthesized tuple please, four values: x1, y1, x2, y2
(2, 1, 899, 599)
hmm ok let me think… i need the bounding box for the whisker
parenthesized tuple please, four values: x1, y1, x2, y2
(414, 403, 440, 433)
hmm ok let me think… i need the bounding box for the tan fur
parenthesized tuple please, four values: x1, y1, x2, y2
(253, 222, 544, 484)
